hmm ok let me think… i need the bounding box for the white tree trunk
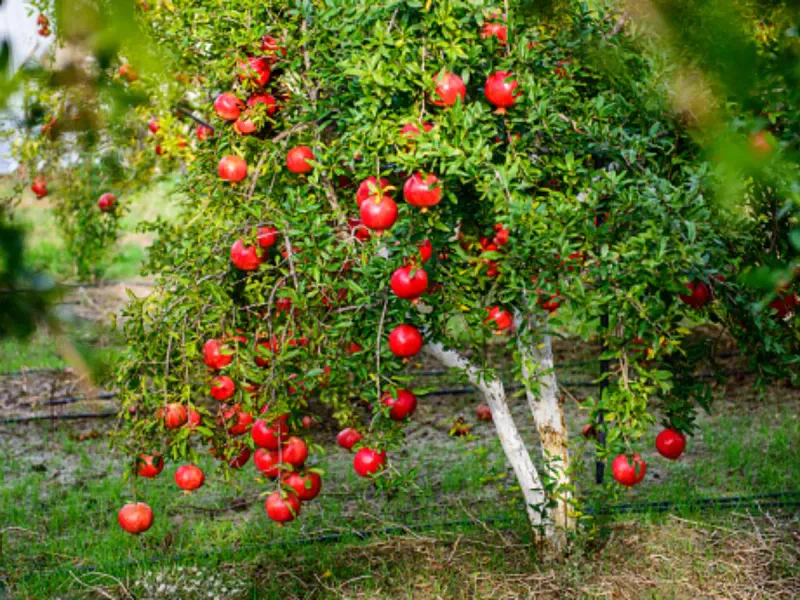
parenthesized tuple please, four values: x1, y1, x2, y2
(423, 342, 549, 534)
(517, 316, 575, 540)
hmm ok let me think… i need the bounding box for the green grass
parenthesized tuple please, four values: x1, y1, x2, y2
(1, 393, 798, 598)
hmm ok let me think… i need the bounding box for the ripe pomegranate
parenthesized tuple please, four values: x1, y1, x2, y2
(346, 342, 363, 355)
(282, 436, 309, 467)
(390, 265, 429, 300)
(348, 218, 371, 242)
(257, 226, 279, 248)
(286, 146, 315, 174)
(356, 177, 390, 208)
(174, 465, 205, 491)
(476, 404, 492, 422)
(401, 122, 434, 140)
(301, 415, 316, 430)
(254, 336, 278, 367)
(283, 470, 322, 501)
(254, 448, 281, 477)
(431, 72, 466, 107)
(218, 155, 248, 183)
(136, 453, 164, 478)
(148, 118, 160, 133)
(186, 408, 202, 430)
(404, 172, 442, 208)
(203, 338, 233, 370)
(485, 306, 513, 332)
(252, 415, 290, 449)
(162, 403, 188, 429)
(679, 281, 712, 309)
(611, 453, 647, 487)
(219, 404, 253, 436)
(97, 193, 116, 212)
(336, 428, 362, 450)
(31, 176, 48, 198)
(227, 445, 252, 469)
(238, 56, 271, 87)
(360, 194, 398, 232)
(655, 428, 686, 460)
(388, 324, 423, 358)
(493, 223, 509, 246)
(261, 35, 287, 61)
(213, 92, 243, 120)
(233, 115, 257, 135)
(353, 447, 386, 477)
(196, 124, 213, 140)
(418, 239, 433, 263)
(230, 239, 263, 271)
(481, 22, 508, 43)
(381, 389, 418, 420)
(118, 64, 138, 82)
(210, 375, 235, 401)
(118, 503, 153, 534)
(266, 491, 301, 523)
(485, 71, 520, 112)
(770, 293, 798, 318)
(247, 93, 278, 116)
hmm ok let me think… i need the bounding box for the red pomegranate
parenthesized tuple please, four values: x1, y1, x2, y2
(282, 436, 309, 467)
(390, 265, 429, 300)
(210, 375, 235, 401)
(254, 336, 278, 367)
(611, 453, 647, 487)
(381, 389, 418, 420)
(401, 122, 433, 140)
(261, 35, 287, 61)
(476, 404, 492, 422)
(257, 226, 279, 248)
(353, 448, 386, 477)
(186, 408, 202, 430)
(404, 172, 442, 208)
(148, 118, 159, 133)
(265, 491, 301, 523)
(196, 124, 213, 140)
(360, 194, 398, 232)
(346, 342, 363, 355)
(247, 92, 278, 116)
(136, 453, 164, 478)
(388, 324, 423, 358)
(481, 22, 508, 43)
(431, 72, 466, 107)
(336, 428, 362, 451)
(770, 292, 798, 319)
(485, 71, 520, 112)
(162, 403, 188, 429)
(418, 239, 433, 263)
(679, 281, 712, 309)
(118, 502, 154, 534)
(155, 144, 164, 156)
(233, 114, 257, 135)
(97, 193, 116, 212)
(356, 176, 390, 208)
(227, 445, 252, 469)
(254, 448, 281, 477)
(655, 429, 686, 460)
(203, 338, 233, 370)
(31, 176, 48, 198)
(283, 470, 322, 501)
(219, 404, 253, 436)
(213, 92, 243, 120)
(230, 239, 263, 271)
(286, 146, 315, 174)
(493, 223, 509, 246)
(174, 465, 205, 491)
(485, 306, 513, 332)
(218, 155, 248, 182)
(348, 218, 372, 242)
(238, 56, 271, 87)
(252, 415, 290, 449)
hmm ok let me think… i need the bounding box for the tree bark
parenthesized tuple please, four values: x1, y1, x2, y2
(423, 342, 549, 533)
(517, 315, 575, 544)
